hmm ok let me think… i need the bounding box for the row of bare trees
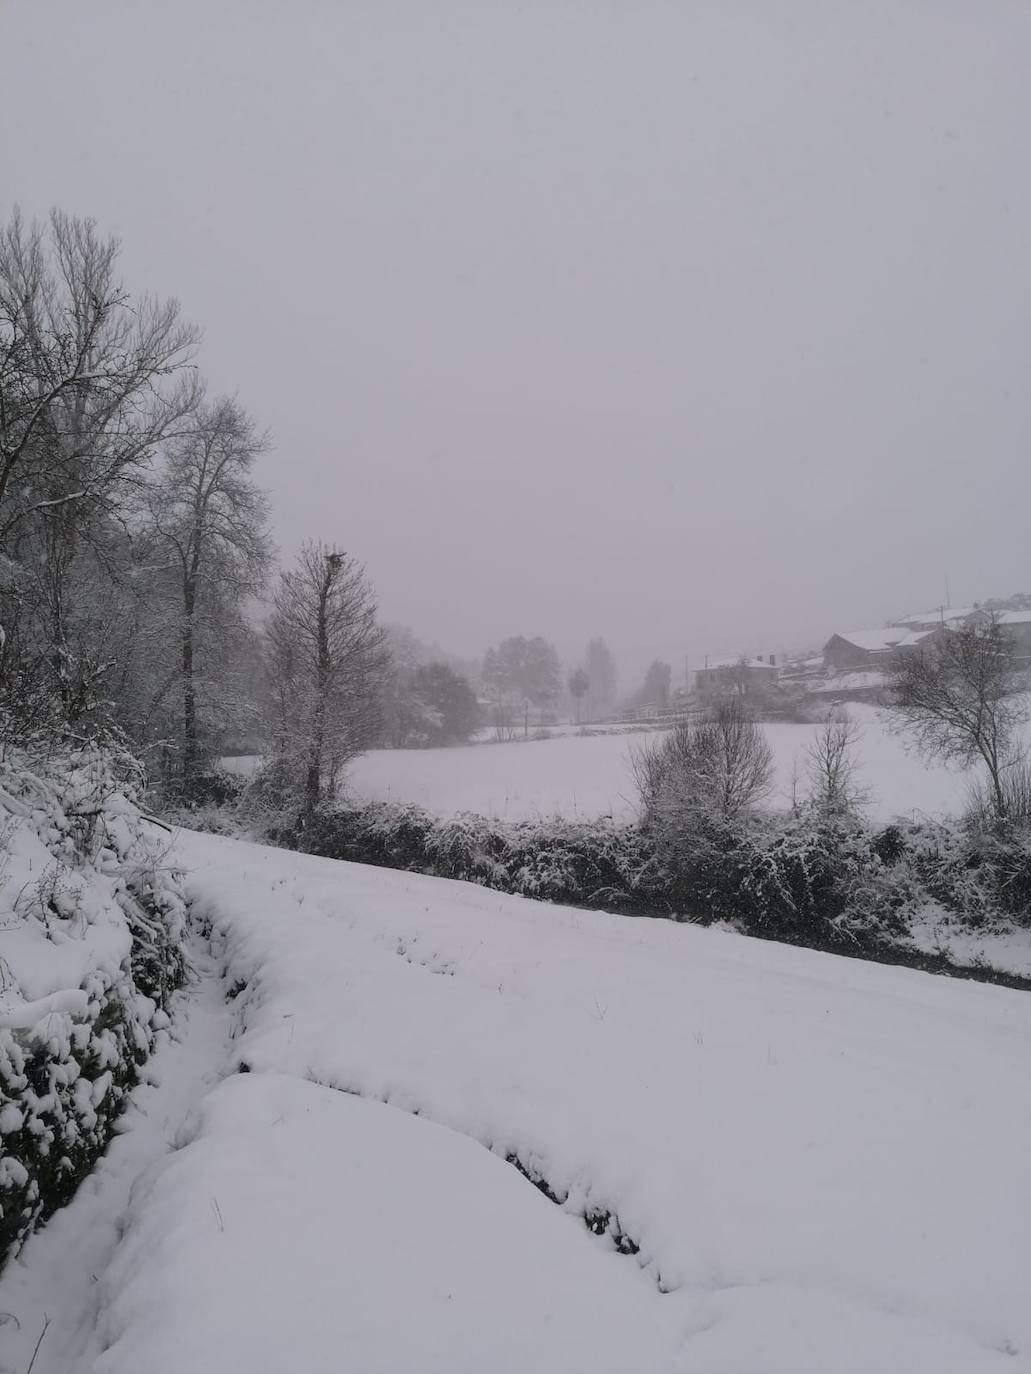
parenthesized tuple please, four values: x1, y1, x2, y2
(0, 209, 386, 811)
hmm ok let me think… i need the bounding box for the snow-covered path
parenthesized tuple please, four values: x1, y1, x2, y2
(0, 934, 234, 1374)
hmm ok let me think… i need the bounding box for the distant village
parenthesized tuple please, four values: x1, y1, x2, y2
(621, 594, 1031, 725)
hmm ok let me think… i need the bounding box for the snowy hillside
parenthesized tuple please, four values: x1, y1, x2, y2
(4, 830, 1026, 1372)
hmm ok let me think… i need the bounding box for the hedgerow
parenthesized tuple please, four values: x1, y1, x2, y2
(0, 746, 189, 1266)
(276, 794, 1031, 985)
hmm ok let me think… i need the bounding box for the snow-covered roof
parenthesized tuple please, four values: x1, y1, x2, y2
(893, 629, 936, 648)
(894, 606, 978, 628)
(698, 656, 778, 671)
(831, 628, 908, 652)
(1000, 610, 1031, 625)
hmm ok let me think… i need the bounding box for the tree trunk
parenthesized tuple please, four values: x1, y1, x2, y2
(182, 577, 198, 792)
(986, 745, 1007, 821)
(303, 558, 335, 825)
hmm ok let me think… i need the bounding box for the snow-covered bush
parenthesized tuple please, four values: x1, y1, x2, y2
(156, 768, 247, 838)
(731, 813, 866, 939)
(980, 828, 1031, 923)
(502, 819, 662, 912)
(638, 803, 860, 942)
(0, 746, 188, 1265)
(303, 800, 436, 870)
(633, 703, 774, 826)
(296, 801, 665, 915)
(422, 812, 510, 884)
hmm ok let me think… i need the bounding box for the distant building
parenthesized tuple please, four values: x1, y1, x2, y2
(822, 627, 941, 674)
(999, 610, 1031, 659)
(824, 629, 908, 674)
(892, 606, 983, 632)
(695, 655, 780, 696)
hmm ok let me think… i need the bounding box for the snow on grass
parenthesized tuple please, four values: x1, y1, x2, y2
(225, 701, 1031, 826)
(343, 705, 982, 824)
(82, 829, 1031, 1372)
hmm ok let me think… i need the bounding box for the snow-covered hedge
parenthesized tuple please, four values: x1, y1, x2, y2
(289, 799, 1031, 982)
(297, 801, 666, 916)
(0, 747, 188, 1265)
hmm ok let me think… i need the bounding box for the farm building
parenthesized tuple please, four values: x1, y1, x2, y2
(1000, 609, 1031, 659)
(892, 605, 983, 631)
(822, 626, 943, 674)
(823, 628, 910, 673)
(694, 655, 780, 696)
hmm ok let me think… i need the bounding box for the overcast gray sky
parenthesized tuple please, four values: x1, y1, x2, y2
(3, 1, 1029, 683)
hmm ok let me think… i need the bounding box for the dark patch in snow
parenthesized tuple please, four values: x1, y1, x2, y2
(502, 1152, 657, 1279)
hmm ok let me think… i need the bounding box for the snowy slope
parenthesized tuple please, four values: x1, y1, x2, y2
(83, 831, 1031, 1372)
(93, 1074, 677, 1374)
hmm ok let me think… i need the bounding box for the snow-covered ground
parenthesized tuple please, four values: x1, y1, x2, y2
(4, 829, 1024, 1371)
(338, 704, 984, 824)
(0, 933, 231, 1374)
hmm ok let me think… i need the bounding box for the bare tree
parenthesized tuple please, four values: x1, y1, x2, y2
(632, 720, 697, 816)
(888, 613, 1027, 820)
(966, 759, 1031, 829)
(567, 667, 589, 723)
(266, 543, 387, 821)
(148, 397, 272, 789)
(482, 635, 561, 711)
(634, 698, 773, 824)
(0, 209, 199, 728)
(379, 626, 435, 749)
(625, 659, 672, 715)
(693, 699, 775, 819)
(804, 714, 869, 815)
(0, 209, 198, 542)
(585, 637, 617, 715)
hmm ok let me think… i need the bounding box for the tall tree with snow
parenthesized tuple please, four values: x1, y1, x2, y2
(585, 637, 617, 715)
(567, 666, 589, 723)
(411, 662, 479, 745)
(148, 396, 272, 791)
(482, 635, 561, 710)
(0, 208, 198, 733)
(632, 659, 672, 711)
(266, 542, 387, 821)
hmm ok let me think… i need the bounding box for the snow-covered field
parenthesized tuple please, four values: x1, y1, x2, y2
(340, 704, 984, 824)
(5, 829, 1027, 1372)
